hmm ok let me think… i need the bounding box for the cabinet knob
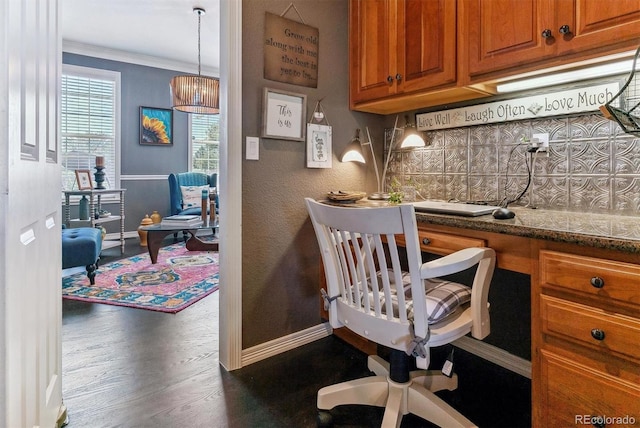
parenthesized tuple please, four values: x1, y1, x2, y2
(590, 276, 605, 288)
(395, 73, 403, 81)
(387, 75, 393, 83)
(590, 328, 605, 341)
(422, 238, 431, 246)
(590, 416, 606, 428)
(559, 24, 571, 35)
(541, 29, 553, 39)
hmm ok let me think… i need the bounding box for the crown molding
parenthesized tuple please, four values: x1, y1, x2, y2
(62, 40, 220, 77)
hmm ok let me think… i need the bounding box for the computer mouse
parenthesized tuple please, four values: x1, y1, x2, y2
(492, 207, 516, 219)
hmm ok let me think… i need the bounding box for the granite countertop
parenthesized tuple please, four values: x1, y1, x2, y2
(322, 198, 640, 254)
(413, 206, 640, 254)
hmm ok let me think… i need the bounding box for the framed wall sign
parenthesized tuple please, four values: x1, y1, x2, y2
(306, 124, 332, 168)
(75, 169, 93, 190)
(140, 106, 173, 146)
(261, 88, 307, 141)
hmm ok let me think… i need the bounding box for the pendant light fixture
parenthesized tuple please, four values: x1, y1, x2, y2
(170, 7, 220, 114)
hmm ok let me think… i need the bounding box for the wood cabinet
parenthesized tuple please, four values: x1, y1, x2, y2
(349, 0, 491, 114)
(535, 250, 640, 427)
(463, 0, 640, 80)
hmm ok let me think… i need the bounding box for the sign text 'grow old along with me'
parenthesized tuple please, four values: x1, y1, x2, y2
(264, 12, 319, 88)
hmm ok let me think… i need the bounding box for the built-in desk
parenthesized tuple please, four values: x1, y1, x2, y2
(319, 202, 640, 427)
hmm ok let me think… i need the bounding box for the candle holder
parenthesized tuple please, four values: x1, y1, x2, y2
(94, 166, 106, 189)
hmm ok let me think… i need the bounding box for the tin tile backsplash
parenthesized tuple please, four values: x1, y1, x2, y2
(385, 113, 640, 215)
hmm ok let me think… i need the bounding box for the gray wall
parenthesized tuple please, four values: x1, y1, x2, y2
(63, 53, 193, 232)
(241, 0, 382, 348)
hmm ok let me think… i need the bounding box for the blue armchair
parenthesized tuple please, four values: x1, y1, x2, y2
(168, 172, 219, 216)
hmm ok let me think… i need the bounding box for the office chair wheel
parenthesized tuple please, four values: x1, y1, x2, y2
(317, 410, 333, 427)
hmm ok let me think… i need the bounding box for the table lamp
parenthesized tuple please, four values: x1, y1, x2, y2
(341, 115, 425, 200)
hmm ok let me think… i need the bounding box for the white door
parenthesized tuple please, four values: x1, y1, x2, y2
(0, 0, 64, 427)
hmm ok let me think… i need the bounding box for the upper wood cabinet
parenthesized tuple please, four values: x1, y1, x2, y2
(350, 0, 482, 113)
(464, 0, 640, 80)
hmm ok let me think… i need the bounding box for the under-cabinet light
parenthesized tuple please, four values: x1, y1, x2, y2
(496, 60, 633, 93)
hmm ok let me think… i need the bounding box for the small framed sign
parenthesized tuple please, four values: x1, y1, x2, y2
(261, 88, 307, 141)
(306, 124, 332, 168)
(75, 169, 93, 190)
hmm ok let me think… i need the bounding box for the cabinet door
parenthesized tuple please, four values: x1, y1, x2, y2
(349, 0, 398, 104)
(398, 0, 457, 93)
(465, 0, 555, 77)
(555, 0, 640, 54)
(539, 350, 640, 427)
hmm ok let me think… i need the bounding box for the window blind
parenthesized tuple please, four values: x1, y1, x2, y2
(61, 67, 118, 191)
(190, 114, 220, 175)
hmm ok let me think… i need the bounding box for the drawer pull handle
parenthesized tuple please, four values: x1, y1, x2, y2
(591, 329, 605, 341)
(590, 276, 605, 288)
(422, 238, 431, 246)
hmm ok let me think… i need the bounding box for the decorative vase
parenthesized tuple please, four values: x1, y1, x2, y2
(79, 195, 90, 220)
(150, 210, 162, 224)
(138, 214, 153, 246)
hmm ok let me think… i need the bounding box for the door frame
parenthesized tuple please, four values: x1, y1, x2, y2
(218, 0, 243, 370)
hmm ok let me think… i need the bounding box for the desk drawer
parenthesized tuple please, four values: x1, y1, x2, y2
(540, 250, 640, 308)
(396, 230, 486, 255)
(541, 295, 640, 362)
(540, 349, 640, 427)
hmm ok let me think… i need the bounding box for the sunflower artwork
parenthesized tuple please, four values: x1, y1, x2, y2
(140, 106, 173, 146)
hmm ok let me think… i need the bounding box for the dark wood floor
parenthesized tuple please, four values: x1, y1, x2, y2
(62, 239, 531, 427)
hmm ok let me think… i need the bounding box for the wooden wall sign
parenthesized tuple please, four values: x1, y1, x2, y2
(264, 12, 319, 88)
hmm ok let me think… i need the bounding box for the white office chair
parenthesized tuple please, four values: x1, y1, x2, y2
(305, 198, 496, 427)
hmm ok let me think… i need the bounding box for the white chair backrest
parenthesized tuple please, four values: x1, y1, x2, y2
(305, 198, 426, 351)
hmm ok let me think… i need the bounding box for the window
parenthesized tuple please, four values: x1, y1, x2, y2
(61, 64, 120, 193)
(190, 114, 219, 176)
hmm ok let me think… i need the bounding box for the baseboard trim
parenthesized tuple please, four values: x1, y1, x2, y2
(241, 323, 332, 367)
(240, 327, 531, 378)
(453, 336, 532, 379)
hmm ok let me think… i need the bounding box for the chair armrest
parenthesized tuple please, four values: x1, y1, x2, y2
(168, 173, 182, 215)
(419, 247, 493, 279)
(420, 247, 496, 339)
(208, 172, 217, 189)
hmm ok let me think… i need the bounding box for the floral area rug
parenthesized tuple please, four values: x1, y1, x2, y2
(62, 243, 219, 313)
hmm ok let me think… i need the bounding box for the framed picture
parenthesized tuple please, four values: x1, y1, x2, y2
(306, 124, 332, 168)
(140, 106, 173, 146)
(261, 88, 307, 141)
(75, 170, 93, 190)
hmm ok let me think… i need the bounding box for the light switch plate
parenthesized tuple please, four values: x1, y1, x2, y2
(246, 137, 259, 160)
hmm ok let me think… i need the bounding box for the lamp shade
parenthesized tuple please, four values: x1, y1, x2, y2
(340, 131, 366, 163)
(170, 75, 220, 114)
(400, 131, 425, 148)
(400, 115, 425, 148)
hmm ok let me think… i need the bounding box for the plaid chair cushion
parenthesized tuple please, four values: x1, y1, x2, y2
(370, 270, 471, 324)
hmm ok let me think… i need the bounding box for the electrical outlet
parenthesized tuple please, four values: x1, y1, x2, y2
(531, 133, 549, 157)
